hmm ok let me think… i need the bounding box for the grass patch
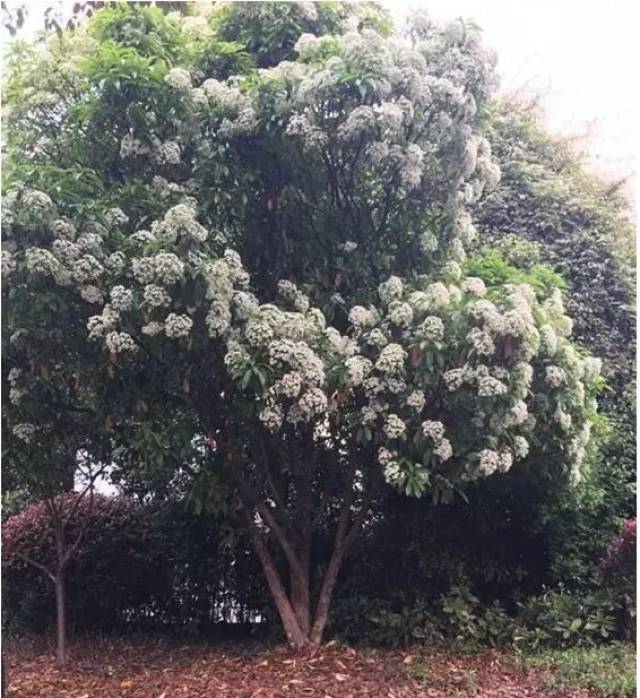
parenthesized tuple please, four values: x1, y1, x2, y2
(525, 643, 636, 698)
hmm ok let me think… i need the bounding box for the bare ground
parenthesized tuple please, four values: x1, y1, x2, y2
(3, 636, 594, 697)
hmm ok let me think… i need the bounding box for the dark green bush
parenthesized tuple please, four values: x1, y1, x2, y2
(513, 589, 619, 650)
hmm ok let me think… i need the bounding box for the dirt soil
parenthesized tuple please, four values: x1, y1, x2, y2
(3, 636, 593, 697)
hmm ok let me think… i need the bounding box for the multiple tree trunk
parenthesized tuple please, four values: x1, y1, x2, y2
(238, 454, 373, 647)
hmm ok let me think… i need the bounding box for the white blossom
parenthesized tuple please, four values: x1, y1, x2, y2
(477, 375, 508, 396)
(434, 438, 453, 461)
(259, 404, 284, 432)
(345, 355, 372, 387)
(105, 207, 129, 227)
(298, 388, 328, 419)
(406, 390, 425, 412)
(467, 327, 495, 356)
(583, 357, 602, 379)
(12, 423, 36, 443)
(154, 140, 181, 166)
(105, 331, 137, 354)
(80, 285, 104, 304)
(144, 284, 171, 307)
(387, 301, 413, 327)
(513, 436, 530, 460)
(545, 365, 565, 387)
(384, 413, 406, 439)
(375, 343, 406, 374)
(165, 313, 193, 339)
(22, 189, 53, 210)
(422, 420, 445, 442)
(165, 67, 192, 90)
(142, 321, 165, 336)
(461, 277, 486, 297)
(378, 276, 404, 305)
(378, 447, 397, 466)
(110, 285, 133, 312)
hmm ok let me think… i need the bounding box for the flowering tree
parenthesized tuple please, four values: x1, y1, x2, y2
(1, 3, 602, 646)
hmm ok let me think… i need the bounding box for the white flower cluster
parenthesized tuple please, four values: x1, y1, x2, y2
(120, 134, 149, 160)
(25, 248, 59, 276)
(12, 422, 36, 443)
(154, 140, 181, 166)
(421, 420, 452, 461)
(384, 413, 406, 439)
(477, 374, 508, 397)
(22, 189, 53, 211)
(110, 285, 133, 312)
(105, 331, 137, 354)
(467, 327, 495, 356)
(378, 276, 404, 306)
(348, 305, 377, 328)
(277, 279, 309, 312)
(545, 365, 565, 387)
(375, 343, 407, 375)
(422, 420, 445, 441)
(286, 113, 328, 152)
(406, 390, 425, 412)
(133, 252, 184, 286)
(461, 277, 486, 297)
(80, 285, 103, 304)
(387, 301, 413, 327)
(419, 316, 444, 341)
(105, 207, 129, 227)
(165, 313, 193, 339)
(476, 448, 513, 477)
(144, 284, 171, 307)
(152, 204, 208, 244)
(165, 67, 192, 90)
(345, 355, 373, 387)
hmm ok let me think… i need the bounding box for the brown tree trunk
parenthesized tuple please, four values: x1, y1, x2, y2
(310, 531, 347, 645)
(290, 545, 311, 636)
(1, 651, 7, 698)
(243, 510, 308, 647)
(309, 488, 372, 646)
(54, 572, 67, 666)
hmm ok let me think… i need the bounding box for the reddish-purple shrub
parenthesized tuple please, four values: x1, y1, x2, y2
(600, 518, 636, 640)
(601, 518, 636, 588)
(2, 494, 169, 632)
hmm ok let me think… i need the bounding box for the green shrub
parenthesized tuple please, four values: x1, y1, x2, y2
(513, 590, 619, 650)
(526, 643, 636, 698)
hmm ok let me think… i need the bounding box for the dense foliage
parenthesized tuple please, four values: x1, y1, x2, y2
(0, 1, 630, 650)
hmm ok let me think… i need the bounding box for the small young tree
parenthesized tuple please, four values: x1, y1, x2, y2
(0, 452, 106, 665)
(2, 3, 603, 646)
(2, 494, 168, 635)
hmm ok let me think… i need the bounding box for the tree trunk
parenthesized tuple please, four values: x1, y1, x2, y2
(310, 540, 346, 645)
(290, 547, 311, 636)
(54, 572, 67, 666)
(243, 510, 308, 647)
(1, 651, 7, 698)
